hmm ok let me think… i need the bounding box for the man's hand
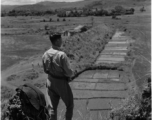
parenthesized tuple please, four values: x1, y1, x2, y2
(69, 70, 78, 82)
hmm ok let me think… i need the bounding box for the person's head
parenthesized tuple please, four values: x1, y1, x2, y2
(49, 33, 62, 47)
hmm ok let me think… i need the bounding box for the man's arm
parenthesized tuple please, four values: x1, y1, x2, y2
(42, 53, 50, 74)
(61, 53, 73, 77)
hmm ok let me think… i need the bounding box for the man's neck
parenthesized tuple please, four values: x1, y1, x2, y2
(52, 45, 60, 50)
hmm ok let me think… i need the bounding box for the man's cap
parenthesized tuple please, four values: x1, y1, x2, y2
(49, 32, 61, 40)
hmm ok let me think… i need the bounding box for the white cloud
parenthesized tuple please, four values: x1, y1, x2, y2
(1, 0, 83, 5)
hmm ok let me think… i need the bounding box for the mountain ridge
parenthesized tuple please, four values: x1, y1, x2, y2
(2, 0, 150, 12)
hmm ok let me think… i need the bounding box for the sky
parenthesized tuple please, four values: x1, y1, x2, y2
(1, 0, 83, 5)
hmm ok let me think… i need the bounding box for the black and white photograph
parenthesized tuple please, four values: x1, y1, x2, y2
(1, 0, 151, 120)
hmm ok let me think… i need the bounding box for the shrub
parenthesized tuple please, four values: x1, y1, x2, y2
(110, 77, 151, 120)
(44, 25, 49, 30)
(49, 18, 52, 22)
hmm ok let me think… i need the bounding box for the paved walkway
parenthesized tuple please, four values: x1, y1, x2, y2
(59, 31, 135, 120)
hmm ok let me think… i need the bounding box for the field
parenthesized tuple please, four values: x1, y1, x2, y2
(1, 0, 151, 119)
(1, 15, 115, 98)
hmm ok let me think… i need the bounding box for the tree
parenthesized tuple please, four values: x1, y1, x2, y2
(50, 18, 52, 22)
(114, 5, 125, 14)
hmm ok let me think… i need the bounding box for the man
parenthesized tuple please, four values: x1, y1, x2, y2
(42, 33, 74, 120)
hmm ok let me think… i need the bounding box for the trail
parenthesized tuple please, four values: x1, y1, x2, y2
(1, 30, 136, 119)
(67, 30, 136, 119)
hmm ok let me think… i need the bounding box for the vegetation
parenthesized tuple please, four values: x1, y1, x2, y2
(110, 77, 151, 120)
(60, 24, 114, 72)
(57, 6, 134, 17)
(1, 5, 134, 17)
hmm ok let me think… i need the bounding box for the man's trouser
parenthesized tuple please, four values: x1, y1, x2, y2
(46, 79, 74, 120)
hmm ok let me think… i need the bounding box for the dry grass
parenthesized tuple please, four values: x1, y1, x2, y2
(61, 24, 114, 72)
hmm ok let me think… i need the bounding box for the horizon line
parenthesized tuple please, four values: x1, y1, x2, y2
(1, 0, 84, 6)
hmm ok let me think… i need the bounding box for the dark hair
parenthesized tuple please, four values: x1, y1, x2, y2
(49, 33, 61, 44)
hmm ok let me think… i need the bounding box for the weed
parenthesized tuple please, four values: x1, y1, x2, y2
(110, 77, 151, 120)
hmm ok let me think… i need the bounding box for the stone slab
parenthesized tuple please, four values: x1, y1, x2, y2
(112, 52, 127, 55)
(58, 100, 88, 120)
(73, 78, 99, 83)
(97, 57, 125, 62)
(89, 110, 110, 119)
(78, 70, 96, 78)
(73, 90, 127, 99)
(95, 83, 126, 90)
(73, 100, 88, 118)
(98, 55, 125, 58)
(71, 82, 96, 90)
(106, 44, 129, 47)
(108, 41, 129, 44)
(102, 49, 128, 53)
(88, 99, 122, 110)
(100, 51, 127, 55)
(95, 60, 120, 64)
(98, 78, 121, 82)
(108, 78, 120, 82)
(93, 70, 109, 79)
(108, 71, 120, 79)
(104, 47, 128, 50)
(92, 91, 127, 98)
(112, 36, 130, 41)
(73, 90, 93, 99)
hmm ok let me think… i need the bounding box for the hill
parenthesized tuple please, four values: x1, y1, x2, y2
(1, 5, 19, 12)
(2, 0, 150, 12)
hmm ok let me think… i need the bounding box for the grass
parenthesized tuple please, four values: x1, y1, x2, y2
(61, 24, 114, 72)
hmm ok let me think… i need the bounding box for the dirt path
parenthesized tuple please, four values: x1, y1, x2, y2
(59, 30, 136, 120)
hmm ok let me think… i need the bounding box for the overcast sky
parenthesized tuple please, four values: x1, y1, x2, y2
(1, 0, 83, 5)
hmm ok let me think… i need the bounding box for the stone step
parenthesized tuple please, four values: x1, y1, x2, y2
(106, 44, 129, 47)
(96, 83, 127, 91)
(73, 90, 128, 99)
(73, 78, 99, 82)
(88, 98, 122, 110)
(104, 47, 128, 50)
(78, 70, 96, 79)
(71, 82, 127, 91)
(95, 60, 121, 64)
(112, 36, 130, 41)
(102, 49, 128, 53)
(98, 54, 125, 58)
(89, 110, 111, 120)
(73, 78, 126, 83)
(108, 41, 129, 44)
(93, 71, 109, 79)
(108, 70, 120, 79)
(101, 51, 127, 56)
(96, 57, 125, 62)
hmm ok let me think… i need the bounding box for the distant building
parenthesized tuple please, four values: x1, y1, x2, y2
(77, 9, 83, 13)
(63, 30, 71, 37)
(91, 8, 97, 12)
(73, 25, 87, 32)
(63, 25, 87, 37)
(65, 11, 71, 16)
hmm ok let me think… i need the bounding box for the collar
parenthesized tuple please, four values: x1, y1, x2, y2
(51, 45, 61, 51)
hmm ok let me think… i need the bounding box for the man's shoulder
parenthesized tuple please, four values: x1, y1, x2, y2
(57, 51, 66, 56)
